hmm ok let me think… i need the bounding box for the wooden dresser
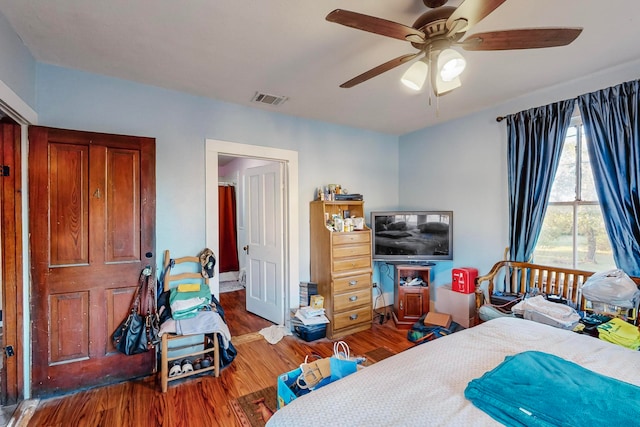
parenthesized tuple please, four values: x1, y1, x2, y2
(310, 200, 372, 339)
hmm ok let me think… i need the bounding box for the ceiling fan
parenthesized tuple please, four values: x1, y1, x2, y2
(326, 0, 583, 96)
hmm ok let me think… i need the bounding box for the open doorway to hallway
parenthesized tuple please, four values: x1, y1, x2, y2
(205, 139, 300, 340)
(218, 154, 279, 337)
(0, 112, 27, 422)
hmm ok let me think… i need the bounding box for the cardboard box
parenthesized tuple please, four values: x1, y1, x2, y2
(424, 312, 452, 329)
(310, 294, 324, 309)
(435, 284, 476, 328)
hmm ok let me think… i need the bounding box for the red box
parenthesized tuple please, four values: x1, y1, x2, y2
(452, 267, 478, 294)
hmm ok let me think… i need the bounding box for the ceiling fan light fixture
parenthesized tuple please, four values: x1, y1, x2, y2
(435, 74, 461, 95)
(400, 59, 428, 91)
(438, 48, 466, 82)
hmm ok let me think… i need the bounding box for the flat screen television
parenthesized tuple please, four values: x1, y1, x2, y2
(371, 211, 453, 262)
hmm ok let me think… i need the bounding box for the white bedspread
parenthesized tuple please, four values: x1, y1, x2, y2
(267, 317, 640, 426)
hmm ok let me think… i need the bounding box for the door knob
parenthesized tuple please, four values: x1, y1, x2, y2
(243, 245, 249, 255)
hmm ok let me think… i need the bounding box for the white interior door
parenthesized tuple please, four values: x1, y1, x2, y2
(244, 162, 284, 324)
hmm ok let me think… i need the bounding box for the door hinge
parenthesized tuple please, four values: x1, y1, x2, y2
(5, 345, 14, 357)
(1, 165, 9, 176)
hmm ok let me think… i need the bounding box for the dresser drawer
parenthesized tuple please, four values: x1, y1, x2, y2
(334, 289, 371, 312)
(332, 243, 370, 259)
(333, 274, 370, 293)
(333, 256, 370, 272)
(332, 231, 370, 246)
(333, 306, 372, 331)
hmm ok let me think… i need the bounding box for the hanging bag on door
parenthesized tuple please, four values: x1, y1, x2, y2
(113, 267, 154, 355)
(144, 265, 161, 347)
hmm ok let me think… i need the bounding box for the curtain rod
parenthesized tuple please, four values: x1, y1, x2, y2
(496, 116, 505, 122)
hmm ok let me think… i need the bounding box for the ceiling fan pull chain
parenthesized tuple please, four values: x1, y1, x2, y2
(428, 46, 434, 107)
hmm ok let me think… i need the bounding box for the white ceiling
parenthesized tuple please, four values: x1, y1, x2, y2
(1, 0, 639, 135)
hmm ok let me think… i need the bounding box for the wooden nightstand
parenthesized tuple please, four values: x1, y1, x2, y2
(392, 264, 431, 329)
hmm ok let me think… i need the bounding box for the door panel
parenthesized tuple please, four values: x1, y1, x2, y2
(49, 143, 89, 266)
(244, 162, 284, 324)
(106, 287, 138, 354)
(29, 126, 156, 396)
(49, 292, 90, 364)
(106, 149, 140, 262)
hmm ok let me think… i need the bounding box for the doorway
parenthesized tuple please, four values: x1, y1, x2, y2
(0, 118, 23, 410)
(217, 157, 281, 334)
(0, 80, 38, 410)
(205, 139, 299, 335)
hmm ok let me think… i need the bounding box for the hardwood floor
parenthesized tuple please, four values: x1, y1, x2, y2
(219, 289, 274, 337)
(23, 291, 412, 427)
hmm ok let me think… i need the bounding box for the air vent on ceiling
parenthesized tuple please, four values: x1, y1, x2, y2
(251, 92, 288, 106)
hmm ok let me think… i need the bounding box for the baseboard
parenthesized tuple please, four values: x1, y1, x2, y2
(219, 271, 239, 282)
(7, 399, 39, 427)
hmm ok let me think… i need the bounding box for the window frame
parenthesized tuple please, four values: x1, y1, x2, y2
(535, 113, 609, 270)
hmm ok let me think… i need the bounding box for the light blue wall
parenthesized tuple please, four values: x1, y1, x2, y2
(35, 64, 400, 281)
(398, 58, 640, 288)
(399, 109, 507, 281)
(0, 11, 35, 109)
(33, 59, 640, 307)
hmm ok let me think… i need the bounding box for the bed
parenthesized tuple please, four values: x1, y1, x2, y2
(266, 317, 640, 426)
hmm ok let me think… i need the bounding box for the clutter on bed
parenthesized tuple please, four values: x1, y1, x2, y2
(465, 350, 640, 426)
(581, 268, 640, 323)
(596, 317, 640, 350)
(511, 295, 581, 330)
(267, 317, 640, 426)
(581, 269, 640, 307)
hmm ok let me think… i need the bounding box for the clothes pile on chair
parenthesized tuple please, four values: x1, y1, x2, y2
(158, 248, 237, 368)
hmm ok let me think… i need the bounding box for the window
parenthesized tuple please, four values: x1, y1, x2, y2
(533, 117, 614, 270)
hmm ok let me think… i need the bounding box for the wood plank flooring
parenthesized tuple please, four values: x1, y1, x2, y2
(23, 291, 412, 427)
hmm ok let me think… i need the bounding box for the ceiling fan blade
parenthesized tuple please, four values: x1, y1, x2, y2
(339, 53, 420, 88)
(446, 0, 507, 33)
(460, 28, 583, 51)
(327, 9, 426, 43)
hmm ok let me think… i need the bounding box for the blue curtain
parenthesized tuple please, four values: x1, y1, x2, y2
(507, 100, 575, 262)
(577, 80, 640, 275)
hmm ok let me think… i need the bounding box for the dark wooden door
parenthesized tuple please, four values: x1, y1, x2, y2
(29, 126, 156, 396)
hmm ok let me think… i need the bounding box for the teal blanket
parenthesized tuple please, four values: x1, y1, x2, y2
(465, 351, 640, 426)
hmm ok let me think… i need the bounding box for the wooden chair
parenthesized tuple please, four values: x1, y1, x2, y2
(159, 250, 219, 392)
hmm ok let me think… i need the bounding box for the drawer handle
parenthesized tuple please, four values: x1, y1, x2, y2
(349, 314, 358, 321)
(349, 280, 357, 286)
(349, 296, 358, 302)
